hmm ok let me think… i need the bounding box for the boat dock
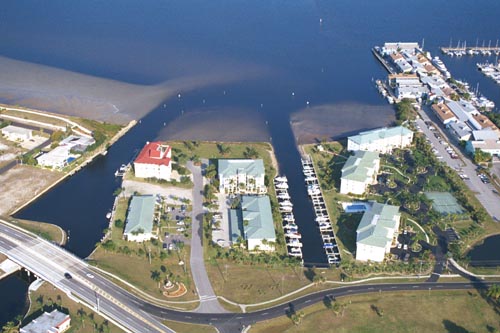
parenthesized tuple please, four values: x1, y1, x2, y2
(274, 176, 303, 263)
(441, 40, 500, 56)
(477, 62, 500, 86)
(371, 47, 396, 74)
(301, 157, 341, 266)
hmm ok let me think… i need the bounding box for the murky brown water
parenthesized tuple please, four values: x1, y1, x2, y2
(290, 102, 396, 144)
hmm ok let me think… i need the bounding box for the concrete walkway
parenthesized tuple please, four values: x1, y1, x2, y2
(186, 161, 227, 313)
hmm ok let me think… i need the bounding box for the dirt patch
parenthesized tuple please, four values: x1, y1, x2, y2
(0, 165, 63, 215)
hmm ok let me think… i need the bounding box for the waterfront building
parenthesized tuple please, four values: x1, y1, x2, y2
(347, 126, 413, 154)
(1, 125, 32, 141)
(59, 135, 96, 153)
(340, 151, 380, 195)
(36, 146, 76, 169)
(124, 195, 156, 242)
(388, 74, 428, 100)
(356, 203, 400, 262)
(431, 103, 457, 125)
(448, 121, 472, 141)
(20, 309, 71, 333)
(381, 42, 419, 56)
(229, 195, 276, 251)
(466, 139, 500, 157)
(218, 159, 266, 194)
(134, 141, 172, 181)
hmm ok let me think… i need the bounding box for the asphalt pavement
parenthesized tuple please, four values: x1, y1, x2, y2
(0, 220, 498, 333)
(186, 161, 227, 313)
(417, 106, 500, 221)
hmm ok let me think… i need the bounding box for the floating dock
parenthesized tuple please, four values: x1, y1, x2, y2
(301, 157, 341, 266)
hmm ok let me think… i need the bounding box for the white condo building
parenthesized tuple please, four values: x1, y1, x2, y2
(356, 203, 400, 262)
(218, 159, 266, 194)
(347, 126, 413, 154)
(134, 141, 172, 181)
(340, 151, 380, 195)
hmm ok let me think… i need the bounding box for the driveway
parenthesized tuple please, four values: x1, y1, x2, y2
(186, 161, 227, 313)
(417, 107, 500, 221)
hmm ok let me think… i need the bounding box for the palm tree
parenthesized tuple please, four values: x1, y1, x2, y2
(487, 284, 500, 301)
(150, 270, 162, 288)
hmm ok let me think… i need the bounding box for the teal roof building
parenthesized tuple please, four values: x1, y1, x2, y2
(347, 126, 413, 154)
(356, 203, 400, 262)
(229, 195, 276, 251)
(124, 195, 155, 242)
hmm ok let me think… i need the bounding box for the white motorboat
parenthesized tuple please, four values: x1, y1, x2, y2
(275, 176, 288, 183)
(279, 200, 293, 207)
(287, 239, 303, 247)
(288, 247, 303, 257)
(285, 232, 302, 239)
(275, 182, 289, 189)
(280, 206, 293, 212)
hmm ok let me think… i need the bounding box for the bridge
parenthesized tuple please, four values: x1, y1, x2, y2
(0, 220, 173, 333)
(0, 218, 499, 333)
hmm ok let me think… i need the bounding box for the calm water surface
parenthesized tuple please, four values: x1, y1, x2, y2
(1, 0, 500, 326)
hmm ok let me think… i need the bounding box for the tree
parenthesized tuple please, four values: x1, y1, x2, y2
(487, 284, 500, 302)
(150, 270, 162, 288)
(217, 144, 231, 156)
(244, 147, 259, 159)
(473, 149, 492, 164)
(205, 164, 217, 179)
(50, 130, 65, 142)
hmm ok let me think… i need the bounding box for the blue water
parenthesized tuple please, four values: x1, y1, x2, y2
(1, 0, 500, 324)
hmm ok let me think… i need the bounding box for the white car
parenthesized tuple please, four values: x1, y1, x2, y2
(176, 227, 185, 232)
(403, 244, 408, 250)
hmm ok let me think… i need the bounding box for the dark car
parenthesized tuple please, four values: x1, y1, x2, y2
(64, 272, 72, 279)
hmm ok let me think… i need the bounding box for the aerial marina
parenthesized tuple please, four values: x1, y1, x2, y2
(274, 176, 303, 261)
(301, 157, 341, 266)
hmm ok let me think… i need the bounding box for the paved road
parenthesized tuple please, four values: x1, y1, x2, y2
(417, 107, 500, 220)
(186, 161, 227, 313)
(0, 221, 173, 333)
(0, 220, 498, 333)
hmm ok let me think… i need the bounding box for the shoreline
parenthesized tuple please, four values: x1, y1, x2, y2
(9, 119, 137, 216)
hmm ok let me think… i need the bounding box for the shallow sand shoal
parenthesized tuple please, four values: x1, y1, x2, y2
(290, 102, 396, 144)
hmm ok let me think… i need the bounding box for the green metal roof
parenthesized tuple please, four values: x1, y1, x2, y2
(124, 195, 155, 235)
(349, 126, 412, 145)
(241, 195, 276, 241)
(341, 151, 379, 182)
(357, 203, 400, 248)
(218, 159, 265, 178)
(229, 209, 243, 243)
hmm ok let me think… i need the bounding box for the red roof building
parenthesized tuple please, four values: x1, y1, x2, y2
(134, 142, 172, 180)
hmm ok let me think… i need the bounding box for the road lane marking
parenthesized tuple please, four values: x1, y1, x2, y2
(305, 300, 311, 303)
(261, 312, 268, 316)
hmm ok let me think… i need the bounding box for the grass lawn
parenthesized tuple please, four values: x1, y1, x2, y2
(162, 320, 217, 333)
(250, 290, 500, 333)
(88, 198, 197, 303)
(11, 219, 65, 244)
(205, 261, 341, 305)
(26, 282, 123, 333)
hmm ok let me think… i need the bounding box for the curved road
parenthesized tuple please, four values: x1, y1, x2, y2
(0, 220, 497, 333)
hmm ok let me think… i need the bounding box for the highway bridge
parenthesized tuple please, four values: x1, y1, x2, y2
(0, 219, 497, 333)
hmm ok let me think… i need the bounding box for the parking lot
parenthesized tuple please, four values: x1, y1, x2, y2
(417, 106, 500, 221)
(161, 203, 190, 251)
